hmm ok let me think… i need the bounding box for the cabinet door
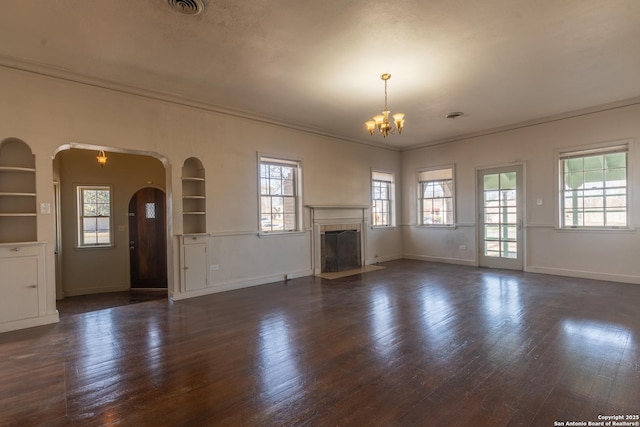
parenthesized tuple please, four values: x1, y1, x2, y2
(182, 244, 208, 291)
(0, 257, 39, 323)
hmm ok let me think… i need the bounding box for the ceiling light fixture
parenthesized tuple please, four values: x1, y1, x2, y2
(365, 73, 405, 138)
(96, 150, 108, 167)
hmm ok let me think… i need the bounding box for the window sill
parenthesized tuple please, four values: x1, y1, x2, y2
(75, 244, 115, 250)
(556, 226, 636, 233)
(370, 225, 397, 230)
(417, 224, 457, 229)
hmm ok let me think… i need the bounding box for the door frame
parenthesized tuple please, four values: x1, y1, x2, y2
(476, 163, 526, 270)
(52, 143, 174, 299)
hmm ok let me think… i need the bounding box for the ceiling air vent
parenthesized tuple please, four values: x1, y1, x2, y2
(444, 112, 465, 119)
(166, 0, 204, 15)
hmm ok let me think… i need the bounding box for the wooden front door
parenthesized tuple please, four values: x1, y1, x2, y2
(128, 187, 167, 288)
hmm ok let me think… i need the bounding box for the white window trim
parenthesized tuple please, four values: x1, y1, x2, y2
(257, 153, 303, 235)
(76, 184, 114, 248)
(417, 165, 456, 227)
(371, 169, 396, 228)
(556, 139, 633, 231)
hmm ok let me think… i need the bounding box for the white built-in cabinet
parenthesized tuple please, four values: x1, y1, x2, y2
(179, 157, 210, 294)
(0, 243, 46, 329)
(0, 139, 56, 333)
(179, 235, 209, 292)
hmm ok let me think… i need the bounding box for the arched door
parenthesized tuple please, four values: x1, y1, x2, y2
(128, 187, 167, 288)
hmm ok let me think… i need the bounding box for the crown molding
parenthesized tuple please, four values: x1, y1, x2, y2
(0, 54, 399, 153)
(402, 96, 640, 152)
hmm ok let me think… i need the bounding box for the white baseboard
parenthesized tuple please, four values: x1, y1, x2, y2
(525, 266, 640, 285)
(365, 254, 403, 265)
(170, 269, 314, 301)
(0, 312, 59, 333)
(63, 285, 129, 297)
(403, 253, 476, 267)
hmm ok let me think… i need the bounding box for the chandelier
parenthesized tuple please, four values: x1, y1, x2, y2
(365, 73, 405, 137)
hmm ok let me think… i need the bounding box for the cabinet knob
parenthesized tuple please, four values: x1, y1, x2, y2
(28, 285, 37, 288)
(10, 247, 21, 252)
(183, 266, 189, 270)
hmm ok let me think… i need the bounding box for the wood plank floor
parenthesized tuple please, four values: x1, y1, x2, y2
(1, 260, 639, 426)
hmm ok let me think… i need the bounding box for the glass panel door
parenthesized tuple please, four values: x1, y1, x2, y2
(478, 165, 523, 270)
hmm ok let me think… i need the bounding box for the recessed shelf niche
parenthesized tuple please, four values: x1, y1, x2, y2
(182, 157, 206, 234)
(0, 139, 37, 243)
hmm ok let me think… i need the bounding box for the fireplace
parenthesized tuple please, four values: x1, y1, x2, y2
(321, 226, 361, 272)
(308, 205, 369, 275)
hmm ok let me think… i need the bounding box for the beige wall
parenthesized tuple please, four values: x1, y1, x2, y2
(56, 149, 166, 296)
(401, 103, 640, 283)
(0, 66, 402, 308)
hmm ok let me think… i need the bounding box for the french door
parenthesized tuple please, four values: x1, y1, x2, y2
(478, 165, 523, 270)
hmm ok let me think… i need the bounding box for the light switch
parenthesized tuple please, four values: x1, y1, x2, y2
(40, 203, 51, 214)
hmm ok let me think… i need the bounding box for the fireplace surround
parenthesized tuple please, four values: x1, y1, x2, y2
(307, 205, 369, 275)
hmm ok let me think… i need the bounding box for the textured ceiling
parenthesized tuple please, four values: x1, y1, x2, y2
(1, 0, 639, 149)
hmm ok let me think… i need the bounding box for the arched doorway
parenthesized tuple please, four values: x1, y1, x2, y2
(128, 187, 167, 289)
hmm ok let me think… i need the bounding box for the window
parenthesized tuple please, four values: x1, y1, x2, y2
(419, 167, 454, 226)
(77, 186, 112, 246)
(259, 156, 301, 233)
(560, 144, 628, 228)
(372, 171, 394, 227)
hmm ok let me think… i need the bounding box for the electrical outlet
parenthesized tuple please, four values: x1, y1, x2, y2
(459, 245, 467, 250)
(210, 264, 219, 271)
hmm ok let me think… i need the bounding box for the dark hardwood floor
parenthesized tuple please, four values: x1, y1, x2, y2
(1, 260, 639, 426)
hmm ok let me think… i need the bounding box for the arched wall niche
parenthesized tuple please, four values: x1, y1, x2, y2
(0, 138, 37, 243)
(181, 157, 206, 234)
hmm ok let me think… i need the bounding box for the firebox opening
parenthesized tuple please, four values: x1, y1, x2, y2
(321, 229, 361, 273)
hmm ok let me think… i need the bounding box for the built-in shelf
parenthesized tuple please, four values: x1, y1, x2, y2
(0, 139, 37, 243)
(182, 157, 206, 234)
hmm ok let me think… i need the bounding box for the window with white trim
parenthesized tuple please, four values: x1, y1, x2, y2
(372, 171, 394, 227)
(419, 167, 454, 226)
(259, 156, 301, 233)
(560, 144, 628, 228)
(77, 185, 112, 246)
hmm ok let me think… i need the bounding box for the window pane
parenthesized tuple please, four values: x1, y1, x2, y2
(561, 148, 627, 228)
(500, 172, 516, 190)
(565, 171, 584, 189)
(283, 197, 295, 214)
(606, 168, 626, 186)
(145, 203, 156, 219)
(606, 211, 627, 227)
(583, 155, 602, 171)
(484, 174, 498, 191)
(83, 203, 97, 217)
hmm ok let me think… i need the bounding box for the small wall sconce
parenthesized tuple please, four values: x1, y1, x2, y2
(97, 150, 108, 167)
